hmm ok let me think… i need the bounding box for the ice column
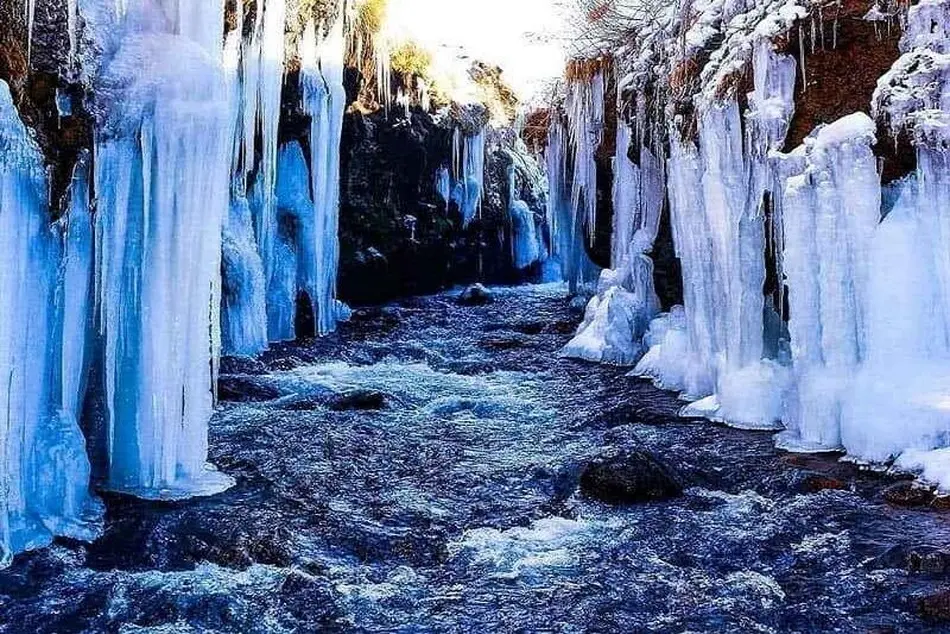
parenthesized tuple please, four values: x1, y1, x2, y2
(93, 5, 234, 498)
(562, 122, 662, 366)
(637, 43, 797, 429)
(774, 113, 881, 452)
(301, 18, 350, 336)
(508, 164, 540, 269)
(0, 82, 101, 567)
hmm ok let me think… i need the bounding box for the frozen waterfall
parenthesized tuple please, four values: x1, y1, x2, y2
(92, 2, 234, 498)
(0, 82, 101, 567)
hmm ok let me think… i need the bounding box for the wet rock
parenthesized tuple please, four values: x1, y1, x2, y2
(883, 481, 936, 507)
(580, 450, 683, 505)
(916, 587, 950, 624)
(568, 295, 589, 314)
(218, 376, 280, 402)
(328, 389, 386, 411)
(478, 336, 526, 350)
(219, 356, 268, 376)
(799, 473, 849, 493)
(457, 283, 494, 306)
(909, 547, 950, 575)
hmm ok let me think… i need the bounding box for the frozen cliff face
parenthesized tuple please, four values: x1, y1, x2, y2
(0, 81, 101, 568)
(91, 2, 234, 498)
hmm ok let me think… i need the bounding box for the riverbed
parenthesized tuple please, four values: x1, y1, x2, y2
(2, 284, 948, 633)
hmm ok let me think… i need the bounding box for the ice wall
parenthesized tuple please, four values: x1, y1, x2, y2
(92, 2, 234, 498)
(0, 82, 101, 567)
(773, 114, 881, 452)
(633, 42, 797, 430)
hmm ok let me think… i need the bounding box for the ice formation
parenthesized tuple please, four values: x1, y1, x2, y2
(300, 17, 351, 336)
(632, 41, 797, 430)
(92, 1, 234, 498)
(0, 82, 101, 567)
(508, 164, 540, 270)
(562, 121, 662, 366)
(451, 128, 486, 227)
(543, 116, 598, 291)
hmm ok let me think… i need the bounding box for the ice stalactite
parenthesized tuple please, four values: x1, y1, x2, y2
(567, 72, 604, 243)
(435, 166, 451, 209)
(450, 129, 486, 227)
(92, 2, 234, 498)
(544, 116, 599, 292)
(508, 164, 540, 270)
(0, 81, 101, 568)
(301, 17, 351, 336)
(562, 121, 662, 366)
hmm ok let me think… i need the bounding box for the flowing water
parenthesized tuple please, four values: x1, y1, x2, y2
(2, 284, 949, 633)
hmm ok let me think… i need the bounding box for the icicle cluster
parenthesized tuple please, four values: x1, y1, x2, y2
(561, 120, 663, 366)
(0, 81, 102, 567)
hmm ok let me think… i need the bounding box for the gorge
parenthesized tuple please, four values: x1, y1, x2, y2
(3, 0, 950, 631)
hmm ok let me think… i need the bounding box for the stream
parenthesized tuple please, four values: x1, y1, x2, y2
(1, 284, 949, 633)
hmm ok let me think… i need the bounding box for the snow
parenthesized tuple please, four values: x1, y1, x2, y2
(0, 81, 102, 567)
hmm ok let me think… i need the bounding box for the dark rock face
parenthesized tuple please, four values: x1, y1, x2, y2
(580, 450, 683, 505)
(0, 0, 91, 216)
(337, 107, 546, 306)
(457, 283, 494, 306)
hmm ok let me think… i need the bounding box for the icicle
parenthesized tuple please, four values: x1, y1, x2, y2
(301, 17, 350, 336)
(799, 24, 807, 93)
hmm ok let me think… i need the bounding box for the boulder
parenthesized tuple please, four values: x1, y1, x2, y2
(218, 376, 281, 403)
(328, 389, 386, 411)
(457, 283, 494, 306)
(580, 450, 683, 505)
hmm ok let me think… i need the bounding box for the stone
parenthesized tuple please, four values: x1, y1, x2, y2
(580, 450, 683, 505)
(457, 283, 494, 306)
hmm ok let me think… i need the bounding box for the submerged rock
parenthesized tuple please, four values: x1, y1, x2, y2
(218, 377, 281, 403)
(328, 389, 386, 411)
(917, 587, 950, 624)
(580, 450, 683, 505)
(457, 284, 494, 306)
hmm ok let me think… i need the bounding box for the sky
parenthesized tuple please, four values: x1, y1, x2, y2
(383, 0, 568, 100)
